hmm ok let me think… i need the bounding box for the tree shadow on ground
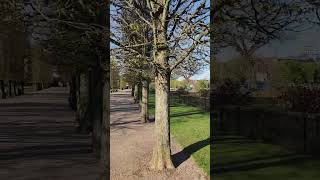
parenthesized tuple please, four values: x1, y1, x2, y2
(171, 111, 205, 118)
(212, 154, 312, 174)
(110, 106, 139, 112)
(1, 143, 93, 161)
(0, 102, 68, 108)
(211, 132, 315, 174)
(110, 120, 141, 126)
(148, 117, 155, 122)
(172, 138, 210, 168)
(148, 110, 204, 122)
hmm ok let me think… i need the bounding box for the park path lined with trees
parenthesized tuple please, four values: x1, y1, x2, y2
(0, 87, 99, 180)
(110, 90, 208, 180)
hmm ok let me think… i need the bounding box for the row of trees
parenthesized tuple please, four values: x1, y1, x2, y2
(1, 1, 24, 98)
(31, 0, 209, 173)
(19, 0, 208, 176)
(10, 0, 320, 176)
(2, 1, 111, 179)
(0, 0, 55, 99)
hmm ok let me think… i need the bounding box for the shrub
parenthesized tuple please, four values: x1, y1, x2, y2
(176, 86, 188, 95)
(198, 89, 209, 97)
(280, 84, 320, 113)
(212, 79, 251, 106)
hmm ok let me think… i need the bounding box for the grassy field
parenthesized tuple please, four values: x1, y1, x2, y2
(213, 132, 320, 180)
(148, 94, 210, 175)
(149, 93, 320, 179)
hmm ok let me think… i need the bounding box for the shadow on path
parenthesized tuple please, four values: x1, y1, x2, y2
(0, 87, 98, 180)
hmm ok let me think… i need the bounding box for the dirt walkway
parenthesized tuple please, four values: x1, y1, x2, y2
(0, 87, 99, 180)
(110, 90, 208, 180)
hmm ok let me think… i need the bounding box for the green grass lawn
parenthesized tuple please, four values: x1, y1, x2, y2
(213, 132, 320, 180)
(148, 94, 320, 179)
(148, 94, 210, 175)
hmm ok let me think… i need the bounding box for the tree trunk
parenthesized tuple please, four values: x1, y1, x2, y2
(21, 81, 24, 95)
(246, 56, 256, 90)
(13, 81, 18, 96)
(100, 62, 110, 180)
(75, 75, 81, 130)
(141, 80, 149, 123)
(150, 68, 174, 170)
(38, 82, 42, 90)
(131, 84, 135, 97)
(98, 1, 110, 178)
(9, 80, 12, 97)
(69, 76, 77, 110)
(139, 83, 142, 109)
(17, 81, 21, 95)
(78, 73, 91, 133)
(32, 82, 37, 91)
(0, 80, 6, 99)
(134, 83, 139, 103)
(210, 56, 214, 115)
(90, 67, 103, 159)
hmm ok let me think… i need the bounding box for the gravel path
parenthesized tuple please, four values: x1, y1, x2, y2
(110, 90, 208, 180)
(0, 87, 208, 180)
(0, 87, 99, 180)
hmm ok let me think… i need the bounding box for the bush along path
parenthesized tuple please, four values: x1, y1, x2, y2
(110, 90, 208, 180)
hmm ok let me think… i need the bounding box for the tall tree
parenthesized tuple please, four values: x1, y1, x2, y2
(111, 0, 209, 170)
(215, 0, 304, 89)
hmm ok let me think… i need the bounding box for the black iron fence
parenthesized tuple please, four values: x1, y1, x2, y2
(171, 91, 210, 112)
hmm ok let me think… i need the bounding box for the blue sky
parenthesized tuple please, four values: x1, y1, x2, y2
(191, 67, 210, 80)
(180, 0, 210, 80)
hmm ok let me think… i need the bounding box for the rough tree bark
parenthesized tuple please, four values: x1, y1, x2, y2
(98, 1, 110, 179)
(150, 49, 174, 170)
(141, 80, 149, 123)
(90, 67, 102, 159)
(100, 63, 110, 180)
(149, 0, 175, 170)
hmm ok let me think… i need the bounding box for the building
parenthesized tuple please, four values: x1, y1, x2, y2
(216, 55, 319, 96)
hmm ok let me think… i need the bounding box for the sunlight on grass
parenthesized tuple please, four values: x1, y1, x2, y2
(214, 159, 320, 180)
(213, 134, 320, 180)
